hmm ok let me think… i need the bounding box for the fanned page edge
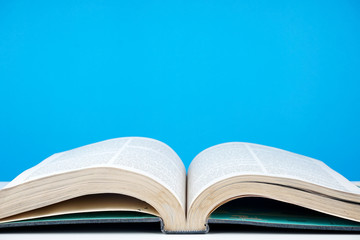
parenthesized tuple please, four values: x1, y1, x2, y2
(4, 137, 187, 211)
(0, 137, 188, 232)
(0, 179, 360, 233)
(187, 142, 360, 210)
(0, 167, 187, 232)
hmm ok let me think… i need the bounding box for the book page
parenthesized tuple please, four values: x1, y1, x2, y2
(187, 142, 360, 209)
(5, 137, 186, 209)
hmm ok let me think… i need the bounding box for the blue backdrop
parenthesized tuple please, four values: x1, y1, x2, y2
(1, 0, 359, 181)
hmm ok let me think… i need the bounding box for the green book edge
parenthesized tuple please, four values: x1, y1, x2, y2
(208, 197, 360, 230)
(0, 211, 161, 229)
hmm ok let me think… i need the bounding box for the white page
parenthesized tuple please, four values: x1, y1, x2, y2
(187, 142, 360, 209)
(5, 137, 186, 209)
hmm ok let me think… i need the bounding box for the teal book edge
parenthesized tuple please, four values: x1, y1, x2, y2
(0, 211, 163, 229)
(208, 197, 360, 231)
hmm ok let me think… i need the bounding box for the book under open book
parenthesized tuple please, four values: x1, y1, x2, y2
(0, 137, 360, 233)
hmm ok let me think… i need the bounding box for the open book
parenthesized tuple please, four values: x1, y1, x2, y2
(0, 137, 360, 233)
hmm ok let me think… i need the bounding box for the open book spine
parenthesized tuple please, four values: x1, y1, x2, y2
(161, 222, 209, 234)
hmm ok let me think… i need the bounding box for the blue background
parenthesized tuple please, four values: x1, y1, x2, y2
(1, 0, 359, 181)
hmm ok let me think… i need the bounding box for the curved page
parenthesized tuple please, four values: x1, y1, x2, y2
(187, 142, 360, 210)
(5, 137, 186, 210)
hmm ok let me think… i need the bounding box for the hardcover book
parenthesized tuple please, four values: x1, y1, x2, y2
(0, 137, 359, 233)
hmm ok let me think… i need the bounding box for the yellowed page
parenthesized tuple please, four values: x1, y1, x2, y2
(188, 142, 360, 210)
(5, 137, 186, 210)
